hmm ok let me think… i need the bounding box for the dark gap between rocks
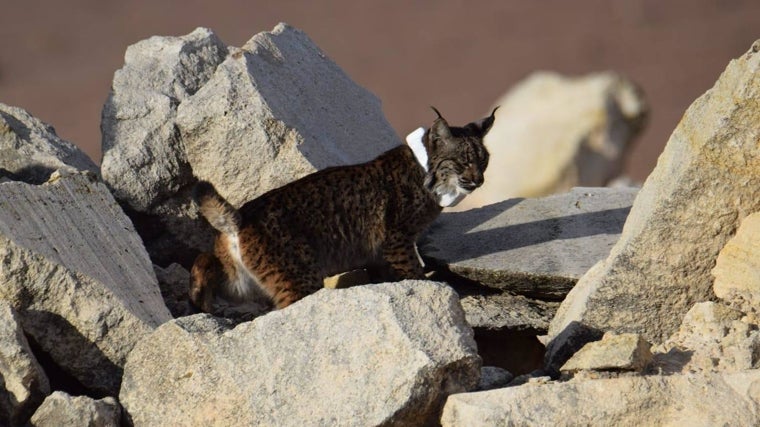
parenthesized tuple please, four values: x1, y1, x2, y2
(426, 264, 552, 376)
(25, 333, 104, 399)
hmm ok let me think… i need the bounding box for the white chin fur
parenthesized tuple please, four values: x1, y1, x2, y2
(437, 187, 469, 207)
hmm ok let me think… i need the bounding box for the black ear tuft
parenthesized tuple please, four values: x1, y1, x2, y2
(475, 106, 498, 137)
(430, 106, 444, 120)
(429, 106, 452, 140)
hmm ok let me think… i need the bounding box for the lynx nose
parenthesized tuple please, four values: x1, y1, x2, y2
(459, 178, 479, 191)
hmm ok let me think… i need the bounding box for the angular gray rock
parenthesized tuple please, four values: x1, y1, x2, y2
(441, 370, 760, 426)
(102, 23, 400, 266)
(421, 187, 636, 300)
(101, 27, 228, 212)
(560, 332, 653, 373)
(550, 40, 760, 345)
(459, 292, 557, 334)
(29, 391, 121, 427)
(177, 23, 401, 208)
(0, 300, 49, 426)
(455, 71, 647, 210)
(120, 281, 480, 426)
(0, 103, 97, 184)
(0, 172, 172, 395)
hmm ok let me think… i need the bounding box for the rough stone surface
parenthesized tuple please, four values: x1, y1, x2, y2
(101, 27, 228, 212)
(456, 71, 647, 210)
(550, 41, 760, 345)
(442, 370, 760, 426)
(120, 281, 480, 426)
(560, 332, 653, 373)
(29, 391, 121, 427)
(712, 212, 760, 320)
(0, 103, 97, 184)
(0, 172, 172, 395)
(653, 302, 760, 374)
(421, 187, 636, 300)
(102, 23, 400, 267)
(0, 300, 49, 426)
(459, 292, 557, 334)
(177, 23, 400, 208)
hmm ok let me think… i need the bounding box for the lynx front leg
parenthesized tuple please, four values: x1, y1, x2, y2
(382, 234, 426, 280)
(189, 252, 225, 313)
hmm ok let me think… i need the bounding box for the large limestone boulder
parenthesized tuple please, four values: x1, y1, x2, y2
(0, 172, 172, 395)
(455, 71, 647, 210)
(0, 301, 49, 426)
(421, 187, 636, 300)
(441, 370, 760, 426)
(101, 23, 400, 266)
(0, 103, 97, 183)
(176, 23, 400, 207)
(120, 281, 480, 426)
(101, 27, 228, 213)
(29, 391, 121, 427)
(712, 212, 760, 320)
(550, 40, 760, 345)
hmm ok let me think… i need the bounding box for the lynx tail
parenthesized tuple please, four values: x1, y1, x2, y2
(193, 181, 241, 235)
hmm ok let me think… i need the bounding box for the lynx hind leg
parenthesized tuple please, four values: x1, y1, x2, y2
(189, 252, 225, 313)
(259, 270, 324, 309)
(382, 235, 426, 280)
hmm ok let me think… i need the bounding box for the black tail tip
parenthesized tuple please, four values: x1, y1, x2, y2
(192, 180, 217, 203)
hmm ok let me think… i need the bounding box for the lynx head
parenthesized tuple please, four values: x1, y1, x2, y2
(421, 106, 497, 207)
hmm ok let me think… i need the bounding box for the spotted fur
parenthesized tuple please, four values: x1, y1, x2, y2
(189, 107, 496, 311)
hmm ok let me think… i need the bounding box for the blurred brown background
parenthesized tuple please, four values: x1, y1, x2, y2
(1, 0, 758, 181)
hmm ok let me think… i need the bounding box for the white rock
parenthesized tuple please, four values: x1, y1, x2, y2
(29, 391, 121, 427)
(120, 281, 480, 426)
(0, 301, 49, 425)
(0, 103, 97, 183)
(550, 40, 760, 346)
(455, 71, 647, 210)
(0, 172, 172, 395)
(442, 370, 760, 426)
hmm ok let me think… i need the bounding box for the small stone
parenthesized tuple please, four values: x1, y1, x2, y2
(560, 332, 653, 373)
(29, 391, 121, 427)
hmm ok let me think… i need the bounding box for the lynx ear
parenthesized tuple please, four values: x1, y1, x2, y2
(429, 106, 452, 140)
(470, 106, 499, 137)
